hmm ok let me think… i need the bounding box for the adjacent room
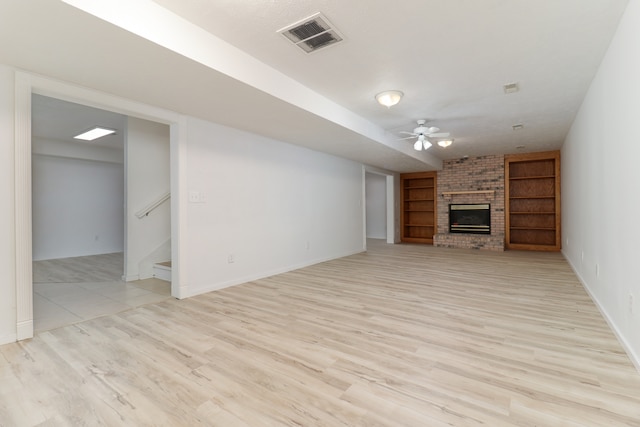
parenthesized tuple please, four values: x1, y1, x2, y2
(0, 0, 639, 425)
(31, 95, 172, 332)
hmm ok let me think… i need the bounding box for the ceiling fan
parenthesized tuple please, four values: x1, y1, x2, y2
(399, 119, 451, 151)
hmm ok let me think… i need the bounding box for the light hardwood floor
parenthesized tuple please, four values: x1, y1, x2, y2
(2, 240, 639, 426)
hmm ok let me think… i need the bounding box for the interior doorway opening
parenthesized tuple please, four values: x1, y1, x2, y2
(14, 72, 184, 341)
(31, 94, 172, 332)
(365, 170, 396, 245)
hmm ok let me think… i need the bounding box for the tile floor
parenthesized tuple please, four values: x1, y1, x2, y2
(33, 254, 171, 333)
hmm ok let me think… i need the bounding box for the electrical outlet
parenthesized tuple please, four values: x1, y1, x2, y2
(630, 294, 634, 314)
(189, 191, 201, 203)
(595, 263, 599, 278)
(581, 250, 584, 263)
(227, 254, 235, 264)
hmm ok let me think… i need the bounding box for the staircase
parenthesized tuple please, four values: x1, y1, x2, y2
(153, 261, 171, 282)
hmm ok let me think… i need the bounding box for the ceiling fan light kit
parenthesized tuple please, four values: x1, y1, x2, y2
(413, 135, 432, 151)
(401, 119, 452, 151)
(375, 90, 403, 108)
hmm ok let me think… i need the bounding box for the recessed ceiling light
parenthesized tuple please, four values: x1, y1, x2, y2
(512, 124, 524, 131)
(503, 82, 519, 94)
(74, 126, 116, 141)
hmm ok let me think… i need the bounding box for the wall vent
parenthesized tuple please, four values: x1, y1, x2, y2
(278, 13, 344, 53)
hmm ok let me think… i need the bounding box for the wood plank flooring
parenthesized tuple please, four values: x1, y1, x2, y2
(2, 240, 639, 426)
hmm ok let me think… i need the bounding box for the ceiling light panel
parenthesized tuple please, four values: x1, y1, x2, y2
(74, 126, 116, 141)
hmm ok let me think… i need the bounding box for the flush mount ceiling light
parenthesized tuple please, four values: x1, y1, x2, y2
(437, 139, 453, 148)
(74, 126, 116, 141)
(375, 90, 403, 108)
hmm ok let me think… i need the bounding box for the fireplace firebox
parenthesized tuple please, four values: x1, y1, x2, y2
(449, 204, 491, 234)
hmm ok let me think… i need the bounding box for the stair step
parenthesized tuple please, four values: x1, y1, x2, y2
(153, 261, 171, 282)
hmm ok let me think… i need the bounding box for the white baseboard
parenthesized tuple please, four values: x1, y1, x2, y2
(184, 249, 365, 299)
(563, 250, 640, 374)
(16, 320, 33, 341)
(152, 264, 171, 282)
(0, 332, 17, 346)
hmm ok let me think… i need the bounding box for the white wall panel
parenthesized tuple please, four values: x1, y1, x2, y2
(0, 65, 16, 344)
(32, 155, 124, 260)
(562, 0, 640, 369)
(125, 117, 170, 280)
(184, 117, 365, 296)
(365, 172, 387, 239)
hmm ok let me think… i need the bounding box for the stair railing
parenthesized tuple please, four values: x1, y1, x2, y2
(135, 192, 170, 219)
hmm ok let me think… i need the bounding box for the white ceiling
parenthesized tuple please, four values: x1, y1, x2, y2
(1, 0, 630, 172)
(32, 94, 126, 150)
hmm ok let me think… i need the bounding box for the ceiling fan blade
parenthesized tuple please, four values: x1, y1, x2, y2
(426, 126, 440, 134)
(428, 132, 450, 138)
(398, 136, 417, 141)
(399, 131, 417, 136)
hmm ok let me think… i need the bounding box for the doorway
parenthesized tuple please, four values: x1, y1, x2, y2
(365, 170, 396, 244)
(31, 94, 171, 333)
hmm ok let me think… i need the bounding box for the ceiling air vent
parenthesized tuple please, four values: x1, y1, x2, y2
(278, 13, 344, 53)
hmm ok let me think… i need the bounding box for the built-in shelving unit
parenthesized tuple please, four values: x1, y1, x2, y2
(401, 172, 437, 244)
(505, 151, 561, 251)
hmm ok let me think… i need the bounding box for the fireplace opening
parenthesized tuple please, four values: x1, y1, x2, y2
(449, 203, 491, 234)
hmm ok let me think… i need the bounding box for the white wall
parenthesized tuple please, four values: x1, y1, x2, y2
(365, 172, 387, 239)
(1, 67, 365, 343)
(184, 117, 364, 296)
(125, 117, 170, 280)
(0, 65, 16, 344)
(31, 137, 124, 260)
(562, 0, 640, 368)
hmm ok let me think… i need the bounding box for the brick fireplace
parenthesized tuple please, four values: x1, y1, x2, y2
(433, 155, 505, 251)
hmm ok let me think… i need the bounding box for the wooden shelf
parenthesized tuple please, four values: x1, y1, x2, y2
(401, 172, 437, 244)
(509, 196, 555, 199)
(510, 226, 556, 231)
(509, 175, 555, 180)
(505, 151, 561, 251)
(442, 190, 495, 197)
(510, 212, 555, 215)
